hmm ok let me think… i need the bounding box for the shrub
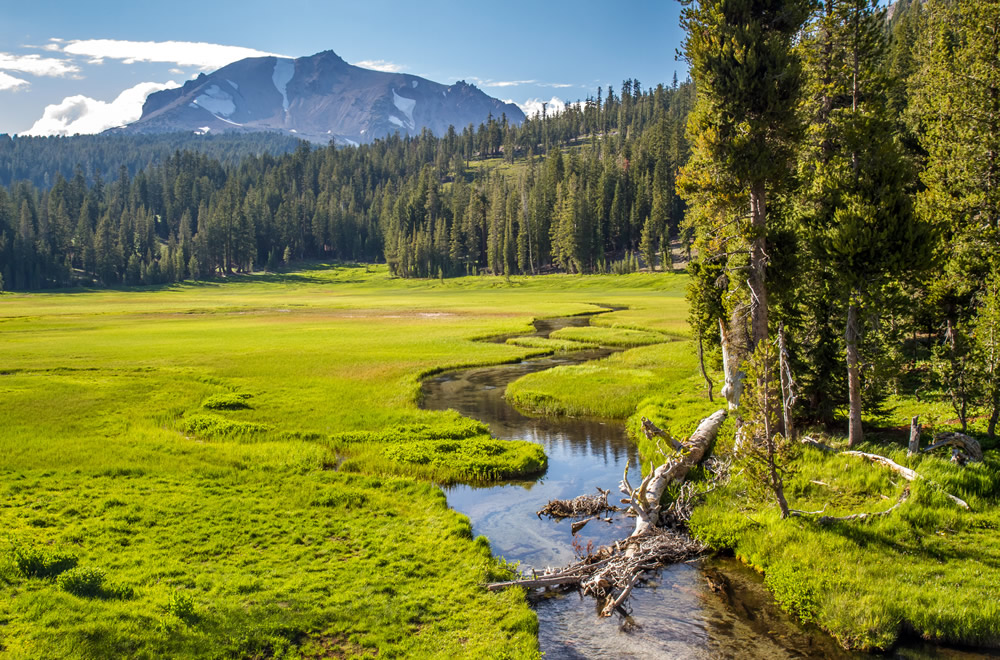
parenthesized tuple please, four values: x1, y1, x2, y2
(202, 393, 253, 410)
(10, 544, 77, 578)
(57, 566, 106, 597)
(183, 413, 271, 440)
(167, 590, 196, 621)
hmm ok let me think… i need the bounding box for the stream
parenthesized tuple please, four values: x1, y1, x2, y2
(420, 314, 988, 660)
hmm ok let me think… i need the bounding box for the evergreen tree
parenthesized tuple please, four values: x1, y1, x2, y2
(797, 0, 930, 445)
(680, 0, 811, 353)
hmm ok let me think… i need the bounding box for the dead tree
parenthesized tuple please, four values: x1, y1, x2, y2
(923, 432, 983, 465)
(719, 319, 745, 410)
(621, 410, 728, 537)
(907, 416, 920, 456)
(487, 409, 728, 616)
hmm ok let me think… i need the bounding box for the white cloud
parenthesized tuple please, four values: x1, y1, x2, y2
(0, 52, 79, 77)
(353, 59, 403, 73)
(513, 97, 567, 118)
(542, 83, 574, 89)
(484, 79, 537, 88)
(60, 39, 285, 71)
(24, 80, 178, 136)
(0, 71, 29, 91)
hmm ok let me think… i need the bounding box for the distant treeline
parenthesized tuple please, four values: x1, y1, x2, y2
(0, 132, 304, 189)
(0, 79, 694, 290)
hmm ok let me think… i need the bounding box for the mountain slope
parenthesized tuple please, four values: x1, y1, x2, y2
(114, 50, 525, 145)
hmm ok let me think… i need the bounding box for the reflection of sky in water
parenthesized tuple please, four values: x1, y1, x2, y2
(421, 317, 942, 660)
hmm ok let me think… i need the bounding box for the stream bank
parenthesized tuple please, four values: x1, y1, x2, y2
(421, 313, 861, 658)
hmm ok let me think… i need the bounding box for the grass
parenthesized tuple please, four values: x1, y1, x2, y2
(0, 264, 687, 658)
(689, 445, 1000, 651)
(500, 302, 1000, 653)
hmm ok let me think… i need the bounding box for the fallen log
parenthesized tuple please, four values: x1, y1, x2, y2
(923, 432, 983, 464)
(800, 436, 837, 453)
(484, 527, 705, 609)
(843, 451, 969, 510)
(623, 409, 728, 537)
(486, 410, 727, 615)
(843, 451, 922, 481)
(816, 486, 910, 524)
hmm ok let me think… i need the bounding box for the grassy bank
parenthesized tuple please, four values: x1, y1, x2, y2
(0, 265, 686, 658)
(501, 304, 1000, 652)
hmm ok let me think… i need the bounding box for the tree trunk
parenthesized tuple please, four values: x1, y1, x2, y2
(698, 332, 714, 402)
(908, 416, 920, 456)
(778, 322, 795, 440)
(769, 443, 790, 519)
(990, 400, 999, 441)
(845, 299, 863, 447)
(749, 182, 769, 350)
(719, 318, 744, 410)
(626, 409, 727, 537)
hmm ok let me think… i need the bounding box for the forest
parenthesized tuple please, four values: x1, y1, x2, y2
(0, 77, 694, 290)
(2, 0, 995, 440)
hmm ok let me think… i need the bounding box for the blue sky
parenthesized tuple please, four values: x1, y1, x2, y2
(0, 0, 687, 136)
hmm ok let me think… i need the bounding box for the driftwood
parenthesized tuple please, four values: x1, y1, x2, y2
(485, 527, 706, 616)
(487, 410, 727, 616)
(923, 432, 983, 464)
(536, 488, 617, 520)
(622, 410, 728, 537)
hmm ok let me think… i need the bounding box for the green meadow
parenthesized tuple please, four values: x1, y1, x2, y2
(0, 265, 686, 658)
(4, 263, 997, 655)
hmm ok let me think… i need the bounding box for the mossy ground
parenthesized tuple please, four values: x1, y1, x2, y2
(0, 264, 686, 658)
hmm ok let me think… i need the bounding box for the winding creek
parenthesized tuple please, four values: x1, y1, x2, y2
(420, 314, 854, 659)
(420, 313, 989, 659)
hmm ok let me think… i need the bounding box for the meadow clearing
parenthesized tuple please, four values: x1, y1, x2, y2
(0, 265, 687, 658)
(3, 263, 997, 656)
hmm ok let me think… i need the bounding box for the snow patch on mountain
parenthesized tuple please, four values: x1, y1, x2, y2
(193, 84, 236, 117)
(227, 79, 239, 90)
(272, 58, 295, 112)
(392, 89, 416, 129)
(388, 115, 405, 128)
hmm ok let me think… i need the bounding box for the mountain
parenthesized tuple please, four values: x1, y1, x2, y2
(112, 50, 525, 145)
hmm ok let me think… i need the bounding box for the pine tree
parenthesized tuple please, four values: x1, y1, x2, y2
(797, 0, 930, 445)
(639, 215, 657, 271)
(680, 0, 812, 352)
(910, 0, 1000, 435)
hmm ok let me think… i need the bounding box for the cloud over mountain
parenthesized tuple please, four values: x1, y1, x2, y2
(26, 80, 177, 136)
(58, 39, 286, 71)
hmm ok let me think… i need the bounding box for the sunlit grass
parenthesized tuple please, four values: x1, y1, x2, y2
(0, 264, 686, 658)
